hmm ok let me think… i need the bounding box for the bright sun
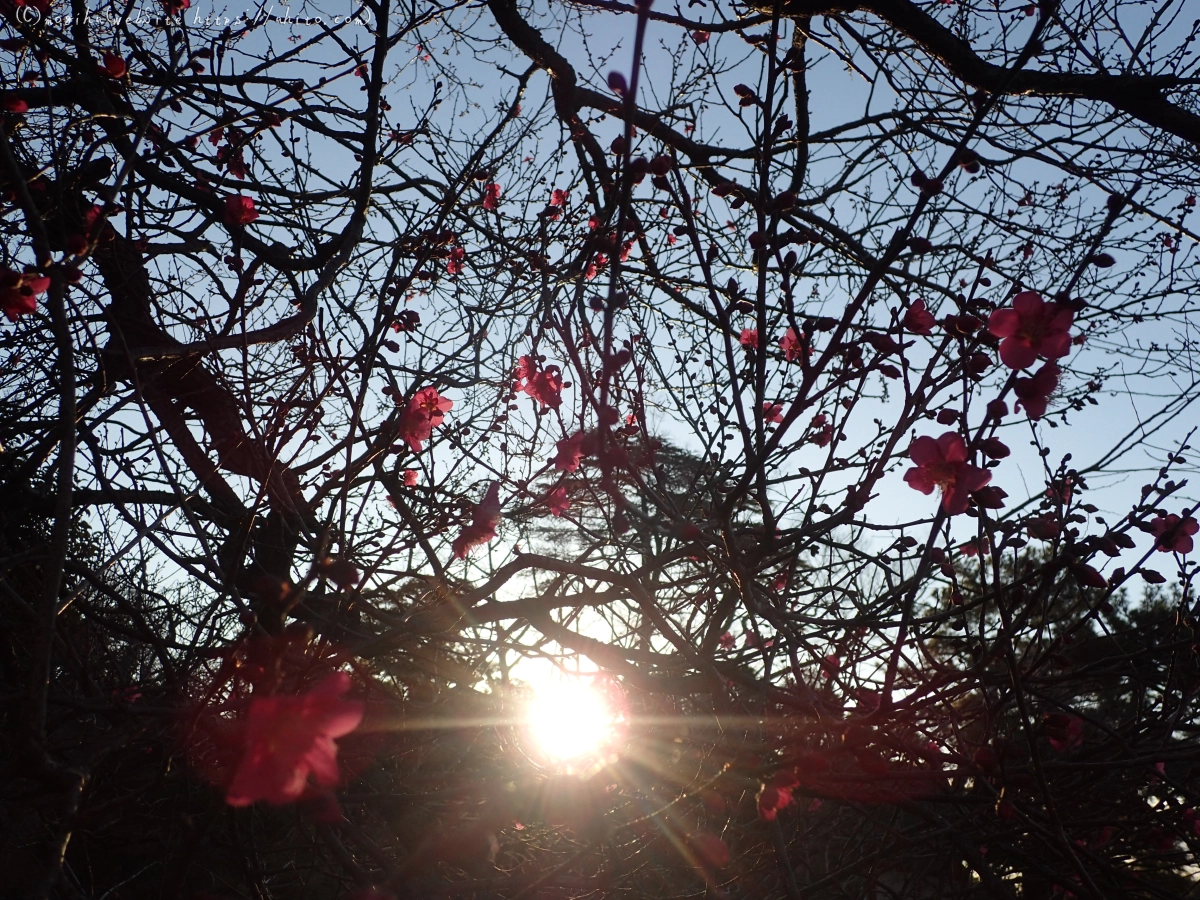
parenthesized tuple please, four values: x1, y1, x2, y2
(526, 676, 624, 762)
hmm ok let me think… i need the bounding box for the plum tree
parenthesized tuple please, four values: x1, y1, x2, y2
(0, 0, 1198, 898)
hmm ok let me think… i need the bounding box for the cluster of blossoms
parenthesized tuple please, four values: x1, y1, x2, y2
(903, 299, 937, 334)
(779, 326, 806, 361)
(1150, 513, 1198, 554)
(99, 51, 127, 79)
(1, 268, 50, 321)
(987, 290, 1074, 370)
(225, 671, 364, 808)
(397, 386, 453, 452)
(452, 481, 502, 559)
(515, 355, 565, 409)
(904, 432, 992, 516)
(545, 485, 570, 517)
(553, 431, 590, 472)
(737, 327, 812, 361)
(224, 194, 259, 227)
(757, 771, 800, 821)
(903, 291, 1074, 515)
(1044, 713, 1084, 754)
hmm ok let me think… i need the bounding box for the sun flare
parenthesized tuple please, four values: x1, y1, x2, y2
(526, 676, 624, 762)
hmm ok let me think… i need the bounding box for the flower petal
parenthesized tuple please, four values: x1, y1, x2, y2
(1039, 330, 1071, 360)
(1000, 337, 1037, 370)
(936, 431, 968, 464)
(1012, 290, 1044, 317)
(962, 465, 992, 494)
(903, 467, 936, 494)
(987, 308, 1019, 339)
(304, 735, 342, 787)
(908, 435, 941, 466)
